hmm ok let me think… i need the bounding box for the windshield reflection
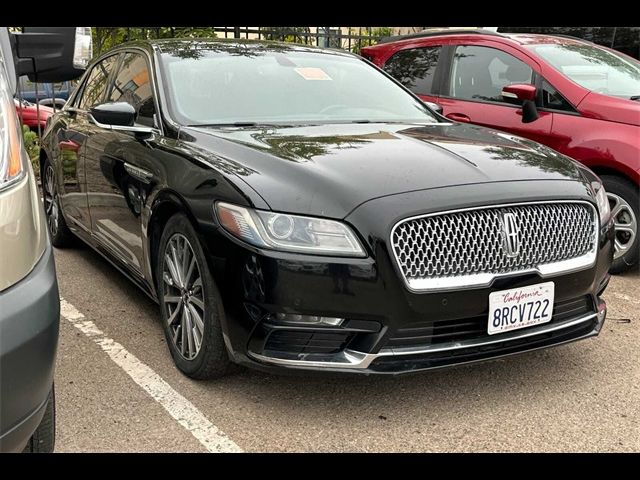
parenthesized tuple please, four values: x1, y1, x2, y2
(157, 40, 437, 126)
(528, 43, 640, 98)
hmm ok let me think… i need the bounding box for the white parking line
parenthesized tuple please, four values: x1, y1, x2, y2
(59, 297, 243, 453)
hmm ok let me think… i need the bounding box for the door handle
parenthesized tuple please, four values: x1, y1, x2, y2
(445, 113, 471, 123)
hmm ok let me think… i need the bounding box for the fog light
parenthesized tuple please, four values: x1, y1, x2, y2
(273, 313, 344, 326)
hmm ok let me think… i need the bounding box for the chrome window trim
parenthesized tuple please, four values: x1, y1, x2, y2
(389, 200, 599, 293)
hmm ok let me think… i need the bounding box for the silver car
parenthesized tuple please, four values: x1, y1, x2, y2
(0, 26, 90, 452)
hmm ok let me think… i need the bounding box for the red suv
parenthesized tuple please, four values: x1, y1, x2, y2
(363, 30, 640, 273)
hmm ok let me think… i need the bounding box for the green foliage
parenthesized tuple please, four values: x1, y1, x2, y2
(348, 27, 393, 55)
(22, 125, 40, 174)
(171, 27, 219, 39)
(261, 27, 313, 44)
(90, 27, 393, 56)
(92, 27, 218, 55)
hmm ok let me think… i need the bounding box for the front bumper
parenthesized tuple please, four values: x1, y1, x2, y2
(249, 305, 606, 373)
(205, 231, 612, 376)
(0, 244, 60, 452)
(203, 184, 614, 375)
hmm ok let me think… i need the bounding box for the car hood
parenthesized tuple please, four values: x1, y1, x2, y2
(578, 91, 640, 126)
(184, 122, 585, 219)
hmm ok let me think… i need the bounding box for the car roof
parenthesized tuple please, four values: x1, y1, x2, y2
(109, 38, 357, 59)
(367, 29, 594, 50)
(499, 33, 592, 47)
(376, 28, 506, 44)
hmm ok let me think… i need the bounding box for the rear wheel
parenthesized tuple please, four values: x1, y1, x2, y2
(43, 159, 74, 248)
(22, 386, 55, 453)
(157, 213, 232, 379)
(602, 175, 638, 274)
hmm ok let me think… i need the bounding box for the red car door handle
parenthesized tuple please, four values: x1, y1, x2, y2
(446, 113, 471, 123)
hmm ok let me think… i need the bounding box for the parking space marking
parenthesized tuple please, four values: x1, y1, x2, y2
(59, 297, 243, 453)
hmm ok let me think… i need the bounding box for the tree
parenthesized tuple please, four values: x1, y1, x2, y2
(92, 27, 219, 56)
(348, 27, 393, 54)
(261, 27, 313, 44)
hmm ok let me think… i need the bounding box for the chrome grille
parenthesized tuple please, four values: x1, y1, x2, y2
(391, 202, 597, 291)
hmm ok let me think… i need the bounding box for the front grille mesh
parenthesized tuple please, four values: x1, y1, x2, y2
(392, 203, 596, 282)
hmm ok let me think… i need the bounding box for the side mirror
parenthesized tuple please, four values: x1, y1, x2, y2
(501, 83, 536, 102)
(424, 101, 443, 115)
(12, 27, 92, 83)
(91, 102, 136, 127)
(89, 102, 154, 135)
(501, 84, 539, 124)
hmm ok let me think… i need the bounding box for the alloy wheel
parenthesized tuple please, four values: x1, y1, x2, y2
(43, 165, 59, 237)
(608, 192, 637, 260)
(162, 233, 206, 360)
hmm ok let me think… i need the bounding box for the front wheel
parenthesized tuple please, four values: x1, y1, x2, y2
(157, 213, 232, 379)
(602, 175, 638, 274)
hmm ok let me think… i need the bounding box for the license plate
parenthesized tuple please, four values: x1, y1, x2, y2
(488, 282, 555, 335)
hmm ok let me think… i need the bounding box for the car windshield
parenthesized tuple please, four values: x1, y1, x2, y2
(158, 43, 438, 126)
(526, 42, 640, 99)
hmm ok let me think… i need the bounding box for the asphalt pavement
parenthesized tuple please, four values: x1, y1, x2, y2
(52, 244, 639, 452)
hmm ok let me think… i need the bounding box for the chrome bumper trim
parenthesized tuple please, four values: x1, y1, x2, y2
(249, 311, 601, 370)
(249, 349, 378, 370)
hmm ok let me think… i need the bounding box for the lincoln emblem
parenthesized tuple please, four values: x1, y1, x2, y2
(503, 212, 520, 257)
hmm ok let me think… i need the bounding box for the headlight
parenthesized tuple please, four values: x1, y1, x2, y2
(594, 182, 611, 226)
(0, 62, 25, 191)
(215, 202, 366, 257)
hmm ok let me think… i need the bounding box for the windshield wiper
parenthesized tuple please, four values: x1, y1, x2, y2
(630, 95, 640, 101)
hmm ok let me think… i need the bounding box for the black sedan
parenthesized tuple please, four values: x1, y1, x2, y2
(41, 39, 614, 378)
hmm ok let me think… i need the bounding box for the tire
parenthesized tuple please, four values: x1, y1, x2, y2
(602, 175, 639, 274)
(42, 159, 74, 248)
(156, 213, 232, 379)
(23, 386, 55, 453)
